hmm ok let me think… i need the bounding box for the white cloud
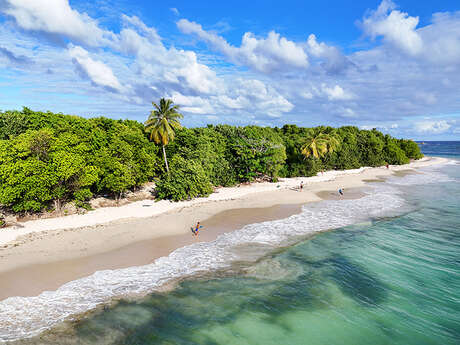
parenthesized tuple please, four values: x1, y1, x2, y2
(68, 45, 123, 92)
(170, 92, 213, 114)
(116, 18, 218, 95)
(418, 11, 460, 65)
(306, 34, 352, 74)
(361, 0, 423, 56)
(0, 0, 114, 47)
(168, 78, 293, 118)
(1, 0, 460, 132)
(341, 107, 356, 117)
(415, 120, 451, 134)
(212, 79, 293, 117)
(321, 84, 355, 101)
(121, 14, 162, 43)
(170, 7, 179, 16)
(177, 19, 309, 73)
(299, 91, 314, 100)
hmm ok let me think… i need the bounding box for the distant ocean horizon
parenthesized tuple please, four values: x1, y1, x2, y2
(416, 141, 460, 157)
(2, 142, 459, 345)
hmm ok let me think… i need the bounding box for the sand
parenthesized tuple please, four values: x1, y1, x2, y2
(0, 157, 448, 300)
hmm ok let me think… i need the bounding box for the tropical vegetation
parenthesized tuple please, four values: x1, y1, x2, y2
(145, 98, 183, 173)
(0, 106, 423, 215)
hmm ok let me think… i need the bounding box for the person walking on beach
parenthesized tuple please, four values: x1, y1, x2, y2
(386, 163, 389, 169)
(192, 222, 203, 236)
(338, 188, 344, 196)
(300, 181, 304, 192)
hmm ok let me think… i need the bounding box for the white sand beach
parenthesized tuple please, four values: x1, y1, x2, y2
(0, 156, 447, 300)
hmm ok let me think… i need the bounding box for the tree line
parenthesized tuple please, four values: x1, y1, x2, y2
(0, 104, 422, 215)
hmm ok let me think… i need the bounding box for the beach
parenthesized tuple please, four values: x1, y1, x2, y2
(0, 155, 457, 343)
(0, 157, 446, 301)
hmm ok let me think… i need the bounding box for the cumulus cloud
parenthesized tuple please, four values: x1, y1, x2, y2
(415, 120, 451, 134)
(221, 79, 293, 117)
(1, 0, 460, 132)
(418, 11, 460, 65)
(361, 0, 423, 56)
(68, 45, 124, 93)
(116, 16, 218, 95)
(169, 78, 293, 118)
(177, 19, 309, 73)
(321, 84, 355, 101)
(306, 34, 353, 74)
(170, 92, 213, 114)
(361, 2, 460, 66)
(0, 0, 114, 47)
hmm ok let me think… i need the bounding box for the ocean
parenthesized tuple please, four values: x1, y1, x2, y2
(3, 142, 460, 344)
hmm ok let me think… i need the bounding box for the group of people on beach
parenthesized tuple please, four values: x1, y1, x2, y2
(193, 163, 392, 236)
(298, 181, 344, 196)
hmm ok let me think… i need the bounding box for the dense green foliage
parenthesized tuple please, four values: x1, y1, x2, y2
(0, 108, 160, 212)
(155, 156, 213, 201)
(0, 108, 423, 212)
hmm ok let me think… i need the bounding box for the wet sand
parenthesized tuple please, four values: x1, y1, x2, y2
(315, 187, 368, 200)
(0, 203, 303, 300)
(362, 178, 386, 183)
(392, 169, 420, 177)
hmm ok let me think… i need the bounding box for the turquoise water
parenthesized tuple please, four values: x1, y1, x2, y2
(6, 146, 460, 344)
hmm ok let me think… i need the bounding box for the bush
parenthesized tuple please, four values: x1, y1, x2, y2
(399, 139, 423, 159)
(384, 140, 410, 165)
(0, 109, 161, 212)
(155, 156, 213, 201)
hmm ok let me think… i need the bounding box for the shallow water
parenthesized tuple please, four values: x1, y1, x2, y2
(4, 144, 460, 344)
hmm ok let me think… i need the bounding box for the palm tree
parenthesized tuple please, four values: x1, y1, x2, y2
(301, 132, 340, 159)
(145, 98, 183, 173)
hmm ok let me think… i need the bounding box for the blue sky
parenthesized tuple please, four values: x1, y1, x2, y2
(0, 0, 459, 140)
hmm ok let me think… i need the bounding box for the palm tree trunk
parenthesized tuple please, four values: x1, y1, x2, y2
(162, 145, 169, 173)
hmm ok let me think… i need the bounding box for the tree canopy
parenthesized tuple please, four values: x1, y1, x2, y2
(0, 108, 423, 212)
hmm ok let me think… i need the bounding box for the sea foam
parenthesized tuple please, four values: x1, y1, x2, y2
(0, 170, 443, 342)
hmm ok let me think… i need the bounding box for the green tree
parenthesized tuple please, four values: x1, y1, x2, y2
(145, 98, 183, 173)
(301, 132, 341, 159)
(155, 155, 213, 201)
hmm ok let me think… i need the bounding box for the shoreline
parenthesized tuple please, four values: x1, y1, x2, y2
(0, 157, 448, 301)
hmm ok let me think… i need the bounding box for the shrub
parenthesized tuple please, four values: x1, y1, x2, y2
(399, 139, 424, 159)
(155, 156, 213, 201)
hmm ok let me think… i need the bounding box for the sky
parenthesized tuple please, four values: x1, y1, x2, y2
(0, 0, 459, 140)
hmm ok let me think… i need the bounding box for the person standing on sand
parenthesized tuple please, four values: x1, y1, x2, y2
(192, 222, 203, 236)
(300, 181, 304, 192)
(338, 188, 344, 196)
(386, 164, 389, 169)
